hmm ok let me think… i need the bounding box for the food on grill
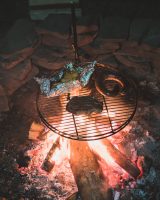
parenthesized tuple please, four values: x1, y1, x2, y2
(79, 61, 96, 86)
(49, 80, 82, 97)
(95, 70, 127, 97)
(35, 61, 97, 97)
(66, 96, 103, 115)
(60, 71, 79, 82)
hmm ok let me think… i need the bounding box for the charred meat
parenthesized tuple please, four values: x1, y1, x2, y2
(66, 96, 103, 115)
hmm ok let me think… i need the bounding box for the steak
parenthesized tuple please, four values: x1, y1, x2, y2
(66, 96, 103, 115)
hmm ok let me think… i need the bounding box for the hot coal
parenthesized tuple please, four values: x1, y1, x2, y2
(66, 96, 103, 115)
(17, 152, 30, 168)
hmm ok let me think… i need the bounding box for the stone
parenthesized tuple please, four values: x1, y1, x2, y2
(77, 33, 98, 47)
(100, 55, 120, 69)
(0, 18, 38, 54)
(40, 15, 98, 48)
(74, 15, 99, 47)
(114, 48, 156, 61)
(0, 60, 39, 95)
(99, 17, 130, 39)
(0, 85, 9, 112)
(79, 38, 120, 60)
(41, 34, 70, 49)
(0, 40, 39, 70)
(114, 52, 153, 80)
(94, 38, 120, 51)
(0, 59, 32, 82)
(97, 39, 120, 50)
(32, 45, 73, 70)
(28, 121, 45, 140)
(121, 40, 160, 53)
(114, 53, 150, 69)
(76, 15, 99, 34)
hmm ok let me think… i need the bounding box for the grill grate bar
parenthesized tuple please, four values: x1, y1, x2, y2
(37, 77, 137, 140)
(103, 96, 114, 133)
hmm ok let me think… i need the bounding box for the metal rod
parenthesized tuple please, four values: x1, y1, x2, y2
(103, 96, 114, 133)
(72, 114, 79, 139)
(71, 2, 79, 64)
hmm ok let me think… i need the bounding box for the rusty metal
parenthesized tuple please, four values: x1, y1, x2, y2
(36, 75, 137, 141)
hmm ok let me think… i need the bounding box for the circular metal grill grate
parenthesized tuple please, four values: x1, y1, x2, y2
(36, 77, 137, 141)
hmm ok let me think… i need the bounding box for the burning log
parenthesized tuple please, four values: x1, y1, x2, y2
(41, 136, 60, 172)
(28, 121, 45, 141)
(101, 139, 141, 179)
(69, 140, 113, 200)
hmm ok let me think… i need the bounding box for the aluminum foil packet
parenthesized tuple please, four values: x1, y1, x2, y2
(80, 61, 96, 86)
(35, 61, 97, 97)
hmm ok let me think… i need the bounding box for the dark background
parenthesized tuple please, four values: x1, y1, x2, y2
(80, 0, 160, 18)
(0, 0, 160, 22)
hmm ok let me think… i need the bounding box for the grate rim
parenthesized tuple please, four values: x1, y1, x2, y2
(36, 77, 137, 141)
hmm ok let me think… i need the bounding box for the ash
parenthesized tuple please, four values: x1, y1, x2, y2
(110, 100, 160, 199)
(0, 76, 160, 200)
(0, 141, 77, 200)
(1, 100, 160, 200)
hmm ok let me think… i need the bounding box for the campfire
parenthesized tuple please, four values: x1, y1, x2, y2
(21, 124, 141, 199)
(1, 2, 160, 200)
(21, 8, 142, 198)
(18, 77, 141, 200)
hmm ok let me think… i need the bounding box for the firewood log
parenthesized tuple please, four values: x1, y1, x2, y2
(101, 139, 141, 179)
(69, 140, 113, 200)
(41, 136, 60, 172)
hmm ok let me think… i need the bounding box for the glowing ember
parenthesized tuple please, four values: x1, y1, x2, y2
(88, 140, 129, 186)
(50, 137, 70, 166)
(18, 107, 140, 193)
(74, 114, 131, 186)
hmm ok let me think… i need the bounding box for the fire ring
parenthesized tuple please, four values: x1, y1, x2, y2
(36, 74, 137, 141)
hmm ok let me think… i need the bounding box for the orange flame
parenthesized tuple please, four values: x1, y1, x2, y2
(19, 108, 136, 188)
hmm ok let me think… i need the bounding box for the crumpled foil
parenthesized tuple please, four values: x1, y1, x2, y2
(35, 61, 97, 97)
(49, 80, 82, 96)
(80, 61, 96, 86)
